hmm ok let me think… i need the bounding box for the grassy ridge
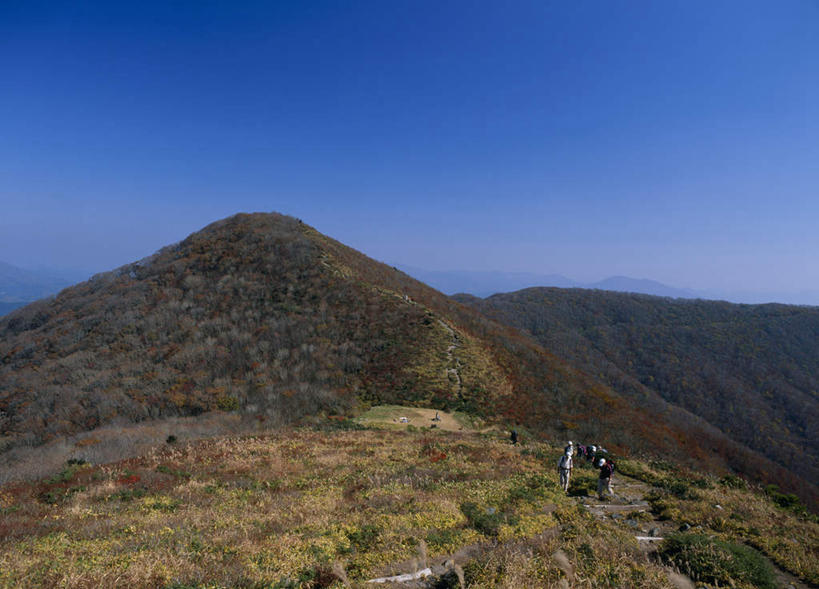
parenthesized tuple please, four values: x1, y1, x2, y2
(0, 428, 661, 588)
(1, 425, 816, 588)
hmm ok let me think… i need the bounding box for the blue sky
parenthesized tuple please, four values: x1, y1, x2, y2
(1, 1, 817, 297)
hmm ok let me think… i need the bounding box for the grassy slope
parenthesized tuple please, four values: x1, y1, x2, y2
(1, 423, 815, 589)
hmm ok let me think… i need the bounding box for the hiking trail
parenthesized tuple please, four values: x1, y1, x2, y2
(437, 319, 463, 393)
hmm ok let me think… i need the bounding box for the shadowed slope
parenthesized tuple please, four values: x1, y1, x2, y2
(457, 288, 819, 506)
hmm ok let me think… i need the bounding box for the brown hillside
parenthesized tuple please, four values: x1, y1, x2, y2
(0, 213, 807, 506)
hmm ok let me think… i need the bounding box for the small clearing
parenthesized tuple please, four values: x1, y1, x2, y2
(355, 405, 483, 432)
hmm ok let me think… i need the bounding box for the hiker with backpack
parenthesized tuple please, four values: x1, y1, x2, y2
(597, 457, 615, 500)
(558, 449, 573, 493)
(510, 429, 518, 446)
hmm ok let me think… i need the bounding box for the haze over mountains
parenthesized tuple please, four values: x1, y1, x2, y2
(398, 265, 819, 306)
(1, 214, 816, 507)
(3, 259, 817, 321)
(0, 262, 87, 316)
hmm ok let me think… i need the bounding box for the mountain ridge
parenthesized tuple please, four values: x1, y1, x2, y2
(1, 213, 814, 507)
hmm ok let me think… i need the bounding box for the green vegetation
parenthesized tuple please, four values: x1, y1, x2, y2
(659, 533, 776, 589)
(612, 459, 819, 584)
(764, 484, 812, 517)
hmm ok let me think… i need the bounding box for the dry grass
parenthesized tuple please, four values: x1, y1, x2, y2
(619, 459, 819, 585)
(1, 428, 812, 588)
(0, 413, 256, 486)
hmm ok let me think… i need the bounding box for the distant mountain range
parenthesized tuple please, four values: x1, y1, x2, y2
(397, 266, 819, 306)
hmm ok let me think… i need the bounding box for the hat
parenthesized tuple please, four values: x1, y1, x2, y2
(567, 441, 573, 445)
(598, 458, 606, 466)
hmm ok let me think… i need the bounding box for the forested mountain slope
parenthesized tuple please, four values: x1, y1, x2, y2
(0, 214, 689, 454)
(0, 214, 811, 506)
(456, 288, 819, 489)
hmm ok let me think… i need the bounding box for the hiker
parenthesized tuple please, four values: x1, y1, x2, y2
(558, 449, 573, 492)
(587, 445, 598, 462)
(597, 457, 615, 500)
(510, 429, 518, 446)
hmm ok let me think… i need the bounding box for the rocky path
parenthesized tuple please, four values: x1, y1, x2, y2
(575, 474, 675, 551)
(437, 319, 463, 393)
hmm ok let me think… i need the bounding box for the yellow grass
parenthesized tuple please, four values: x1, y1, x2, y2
(1, 427, 814, 588)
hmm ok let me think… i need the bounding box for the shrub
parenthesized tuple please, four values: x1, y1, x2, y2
(519, 447, 548, 461)
(460, 501, 505, 536)
(216, 395, 240, 411)
(505, 475, 548, 504)
(658, 479, 700, 500)
(646, 491, 681, 521)
(649, 459, 675, 472)
(426, 527, 460, 550)
(567, 473, 598, 497)
(658, 533, 775, 589)
(156, 465, 191, 478)
(345, 524, 380, 551)
(719, 474, 747, 489)
(46, 462, 84, 484)
(40, 486, 86, 504)
(310, 417, 366, 432)
(108, 487, 147, 502)
(764, 484, 807, 515)
(689, 477, 713, 489)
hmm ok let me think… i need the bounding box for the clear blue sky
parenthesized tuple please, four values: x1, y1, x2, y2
(2, 1, 817, 297)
